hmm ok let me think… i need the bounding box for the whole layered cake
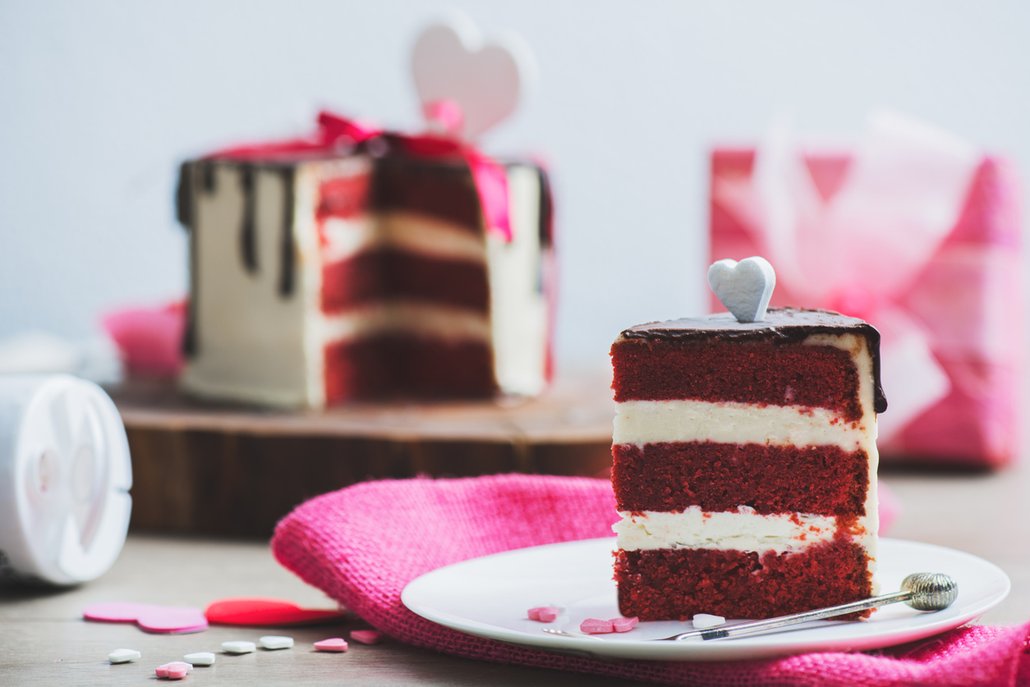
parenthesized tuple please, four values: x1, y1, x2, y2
(175, 118, 554, 408)
(610, 307, 886, 620)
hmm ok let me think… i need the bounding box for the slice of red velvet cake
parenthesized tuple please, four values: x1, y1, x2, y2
(610, 308, 887, 620)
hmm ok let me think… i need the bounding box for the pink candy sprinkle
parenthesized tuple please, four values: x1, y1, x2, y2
(527, 606, 560, 623)
(579, 618, 615, 634)
(349, 629, 382, 645)
(155, 661, 191, 679)
(314, 637, 349, 653)
(536, 608, 559, 623)
(578, 616, 638, 635)
(611, 616, 639, 633)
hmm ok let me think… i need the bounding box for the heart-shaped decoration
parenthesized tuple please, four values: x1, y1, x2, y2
(83, 601, 208, 634)
(314, 637, 349, 653)
(707, 257, 777, 323)
(137, 606, 209, 634)
(411, 13, 534, 141)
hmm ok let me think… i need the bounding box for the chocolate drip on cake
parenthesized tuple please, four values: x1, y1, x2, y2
(619, 308, 887, 414)
(175, 162, 199, 358)
(175, 161, 194, 228)
(183, 255, 198, 357)
(536, 166, 554, 248)
(201, 162, 218, 194)
(239, 165, 259, 273)
(534, 166, 553, 295)
(277, 167, 296, 297)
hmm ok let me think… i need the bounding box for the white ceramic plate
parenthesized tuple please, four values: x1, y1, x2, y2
(402, 537, 1009, 661)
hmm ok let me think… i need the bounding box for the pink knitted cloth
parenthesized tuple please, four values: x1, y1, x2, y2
(272, 475, 1029, 686)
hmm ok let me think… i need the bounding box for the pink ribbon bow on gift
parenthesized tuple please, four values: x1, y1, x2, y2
(210, 108, 512, 242)
(715, 113, 984, 442)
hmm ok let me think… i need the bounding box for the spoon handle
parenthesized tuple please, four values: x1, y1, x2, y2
(672, 590, 913, 642)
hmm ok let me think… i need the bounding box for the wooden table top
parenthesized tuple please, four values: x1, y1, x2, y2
(113, 376, 616, 536)
(2, 462, 1027, 685)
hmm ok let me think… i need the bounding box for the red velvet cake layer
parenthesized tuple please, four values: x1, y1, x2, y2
(612, 339, 864, 422)
(614, 540, 872, 620)
(317, 174, 371, 221)
(324, 335, 495, 403)
(612, 442, 869, 517)
(320, 251, 490, 314)
(371, 156, 482, 231)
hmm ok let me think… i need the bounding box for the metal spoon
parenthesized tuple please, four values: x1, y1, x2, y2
(542, 572, 958, 642)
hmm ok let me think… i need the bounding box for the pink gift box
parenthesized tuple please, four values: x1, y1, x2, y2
(710, 141, 1022, 468)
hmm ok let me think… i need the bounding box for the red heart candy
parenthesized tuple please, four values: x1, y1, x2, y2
(204, 598, 345, 627)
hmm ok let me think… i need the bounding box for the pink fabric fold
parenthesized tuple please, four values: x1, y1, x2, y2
(101, 300, 186, 377)
(271, 475, 1029, 687)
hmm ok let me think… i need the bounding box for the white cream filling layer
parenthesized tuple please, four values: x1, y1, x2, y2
(319, 301, 491, 344)
(320, 212, 486, 264)
(613, 399, 868, 450)
(614, 507, 847, 554)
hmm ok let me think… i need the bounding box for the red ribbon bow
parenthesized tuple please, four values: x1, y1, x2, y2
(210, 110, 511, 242)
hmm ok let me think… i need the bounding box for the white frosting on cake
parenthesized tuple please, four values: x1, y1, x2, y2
(318, 302, 491, 343)
(320, 212, 486, 264)
(614, 507, 839, 554)
(487, 164, 549, 396)
(613, 400, 868, 450)
(182, 163, 317, 407)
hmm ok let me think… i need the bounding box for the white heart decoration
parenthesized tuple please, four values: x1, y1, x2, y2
(411, 13, 534, 141)
(708, 257, 777, 323)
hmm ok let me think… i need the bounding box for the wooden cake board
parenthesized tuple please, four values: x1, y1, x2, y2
(112, 375, 615, 537)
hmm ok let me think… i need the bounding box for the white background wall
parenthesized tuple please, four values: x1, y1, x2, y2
(2, 1, 1028, 369)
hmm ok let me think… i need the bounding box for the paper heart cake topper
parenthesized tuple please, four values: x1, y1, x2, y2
(412, 12, 535, 141)
(708, 257, 777, 323)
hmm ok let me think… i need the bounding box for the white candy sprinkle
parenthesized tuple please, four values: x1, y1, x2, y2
(108, 648, 141, 664)
(221, 640, 256, 654)
(692, 613, 727, 629)
(183, 651, 216, 666)
(259, 635, 294, 650)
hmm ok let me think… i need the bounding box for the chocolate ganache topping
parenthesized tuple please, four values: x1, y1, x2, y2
(620, 308, 887, 413)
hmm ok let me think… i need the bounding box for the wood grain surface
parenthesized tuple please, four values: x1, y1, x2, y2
(113, 376, 615, 536)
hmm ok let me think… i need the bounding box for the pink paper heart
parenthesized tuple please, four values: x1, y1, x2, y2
(137, 606, 209, 634)
(83, 601, 156, 623)
(83, 601, 208, 634)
